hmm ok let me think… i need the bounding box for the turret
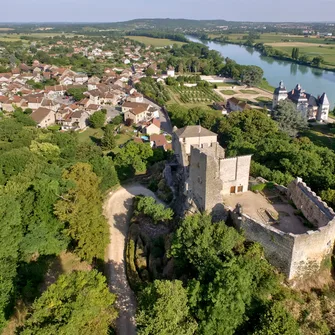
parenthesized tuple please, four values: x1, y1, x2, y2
(317, 93, 330, 122)
(273, 80, 288, 109)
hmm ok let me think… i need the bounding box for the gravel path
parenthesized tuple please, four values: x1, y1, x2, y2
(104, 184, 159, 335)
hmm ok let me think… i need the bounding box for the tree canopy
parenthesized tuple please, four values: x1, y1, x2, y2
(272, 100, 308, 137)
(54, 163, 110, 263)
(136, 280, 197, 335)
(20, 270, 117, 335)
(89, 111, 106, 128)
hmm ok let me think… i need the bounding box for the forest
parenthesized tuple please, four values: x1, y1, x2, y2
(0, 111, 168, 333)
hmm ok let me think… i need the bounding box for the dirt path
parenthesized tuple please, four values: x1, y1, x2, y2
(104, 184, 160, 335)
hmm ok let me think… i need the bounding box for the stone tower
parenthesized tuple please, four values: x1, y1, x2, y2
(317, 93, 330, 122)
(273, 80, 288, 109)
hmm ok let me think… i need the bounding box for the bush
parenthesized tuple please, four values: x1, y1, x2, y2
(135, 196, 173, 223)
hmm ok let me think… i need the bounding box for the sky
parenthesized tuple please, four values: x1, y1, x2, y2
(2, 0, 335, 23)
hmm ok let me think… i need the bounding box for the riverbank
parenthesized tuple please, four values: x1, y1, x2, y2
(200, 35, 335, 73)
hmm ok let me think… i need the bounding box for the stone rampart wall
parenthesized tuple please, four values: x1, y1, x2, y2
(288, 177, 335, 228)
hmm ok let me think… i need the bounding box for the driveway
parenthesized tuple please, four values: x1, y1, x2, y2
(104, 184, 160, 335)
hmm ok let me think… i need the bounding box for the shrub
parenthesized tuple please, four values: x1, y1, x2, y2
(135, 196, 173, 223)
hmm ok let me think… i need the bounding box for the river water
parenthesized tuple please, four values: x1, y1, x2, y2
(187, 36, 335, 108)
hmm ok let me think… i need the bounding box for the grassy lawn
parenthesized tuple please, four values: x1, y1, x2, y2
(126, 36, 185, 47)
(77, 127, 104, 144)
(221, 89, 236, 95)
(301, 125, 335, 151)
(258, 79, 275, 93)
(256, 96, 272, 103)
(213, 82, 239, 87)
(240, 89, 259, 94)
(111, 131, 134, 154)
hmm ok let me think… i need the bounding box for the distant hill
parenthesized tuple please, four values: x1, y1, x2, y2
(109, 18, 230, 30)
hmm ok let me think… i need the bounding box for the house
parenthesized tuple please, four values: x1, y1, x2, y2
(31, 107, 55, 128)
(227, 97, 251, 112)
(27, 96, 43, 110)
(213, 101, 228, 115)
(127, 91, 144, 103)
(41, 98, 60, 112)
(167, 66, 175, 77)
(61, 110, 89, 130)
(122, 101, 150, 114)
(74, 74, 88, 84)
(124, 106, 148, 124)
(143, 118, 161, 135)
(150, 134, 171, 151)
(86, 104, 101, 114)
(60, 76, 73, 85)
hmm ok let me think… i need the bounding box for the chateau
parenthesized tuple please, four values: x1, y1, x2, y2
(272, 81, 330, 122)
(173, 125, 335, 280)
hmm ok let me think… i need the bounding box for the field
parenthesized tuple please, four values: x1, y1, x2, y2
(212, 33, 335, 45)
(126, 36, 185, 47)
(0, 32, 76, 42)
(265, 43, 335, 67)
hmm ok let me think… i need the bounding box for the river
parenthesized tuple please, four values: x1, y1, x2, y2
(187, 36, 335, 108)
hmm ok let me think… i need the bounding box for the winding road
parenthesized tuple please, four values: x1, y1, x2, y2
(104, 184, 159, 335)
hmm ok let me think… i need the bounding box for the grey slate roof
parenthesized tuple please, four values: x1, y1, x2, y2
(174, 126, 217, 138)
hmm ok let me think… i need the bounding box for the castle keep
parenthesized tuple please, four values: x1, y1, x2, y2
(173, 126, 335, 280)
(172, 125, 251, 211)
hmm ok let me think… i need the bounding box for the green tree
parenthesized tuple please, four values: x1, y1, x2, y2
(253, 302, 300, 335)
(54, 163, 109, 263)
(115, 141, 153, 177)
(145, 67, 155, 76)
(241, 65, 263, 86)
(89, 111, 106, 128)
(312, 56, 324, 67)
(21, 270, 117, 335)
(66, 87, 87, 101)
(171, 213, 244, 277)
(136, 280, 197, 335)
(90, 156, 119, 192)
(320, 189, 335, 207)
(273, 100, 308, 137)
(101, 124, 116, 150)
(0, 196, 22, 331)
(136, 196, 173, 223)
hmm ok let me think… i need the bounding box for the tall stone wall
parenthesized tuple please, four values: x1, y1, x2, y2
(291, 221, 335, 277)
(230, 207, 335, 279)
(230, 208, 296, 277)
(288, 177, 335, 228)
(230, 177, 335, 279)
